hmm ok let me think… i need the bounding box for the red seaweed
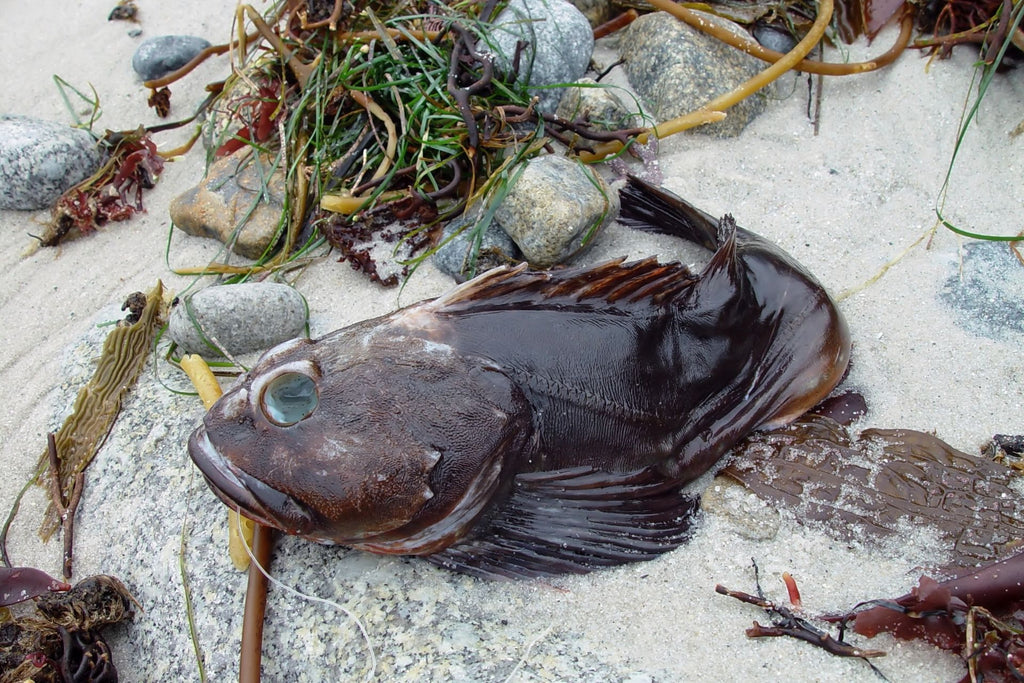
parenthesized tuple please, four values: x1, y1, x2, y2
(826, 551, 1024, 680)
(42, 128, 165, 247)
(0, 567, 70, 607)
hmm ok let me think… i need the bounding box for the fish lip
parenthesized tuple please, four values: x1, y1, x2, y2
(188, 426, 316, 536)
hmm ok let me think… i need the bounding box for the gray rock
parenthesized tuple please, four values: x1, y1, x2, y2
(486, 0, 594, 114)
(0, 115, 103, 210)
(940, 241, 1024, 341)
(131, 35, 211, 81)
(168, 282, 307, 357)
(170, 149, 285, 259)
(433, 214, 521, 282)
(752, 23, 798, 53)
(495, 155, 617, 268)
(619, 11, 772, 137)
(555, 78, 642, 131)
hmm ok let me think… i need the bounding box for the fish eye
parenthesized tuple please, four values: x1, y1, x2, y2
(260, 372, 319, 426)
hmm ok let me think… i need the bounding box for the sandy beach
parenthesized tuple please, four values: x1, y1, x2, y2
(1, 0, 1022, 680)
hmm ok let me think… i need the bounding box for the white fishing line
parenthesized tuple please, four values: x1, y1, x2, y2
(236, 514, 378, 680)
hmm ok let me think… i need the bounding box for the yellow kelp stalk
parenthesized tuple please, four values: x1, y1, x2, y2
(37, 282, 168, 543)
(179, 354, 255, 571)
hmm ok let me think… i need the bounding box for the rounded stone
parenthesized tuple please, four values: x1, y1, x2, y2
(132, 35, 211, 81)
(494, 155, 617, 268)
(0, 116, 103, 210)
(619, 11, 772, 137)
(168, 282, 308, 357)
(487, 0, 595, 114)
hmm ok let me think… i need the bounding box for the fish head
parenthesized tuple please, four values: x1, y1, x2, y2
(188, 317, 533, 554)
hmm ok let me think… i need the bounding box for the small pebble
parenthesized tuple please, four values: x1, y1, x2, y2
(168, 282, 307, 357)
(752, 23, 798, 54)
(556, 78, 641, 131)
(132, 35, 211, 81)
(0, 115, 103, 210)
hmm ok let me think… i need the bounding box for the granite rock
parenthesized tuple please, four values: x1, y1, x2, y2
(131, 35, 211, 81)
(169, 149, 285, 259)
(167, 282, 307, 357)
(495, 155, 616, 268)
(486, 0, 594, 114)
(619, 11, 772, 137)
(0, 115, 103, 210)
(433, 214, 522, 282)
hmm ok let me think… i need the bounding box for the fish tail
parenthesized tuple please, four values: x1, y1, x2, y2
(618, 176, 720, 251)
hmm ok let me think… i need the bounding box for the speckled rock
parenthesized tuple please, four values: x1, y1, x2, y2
(169, 149, 285, 259)
(0, 116, 103, 210)
(487, 0, 594, 114)
(940, 241, 1024, 341)
(131, 35, 211, 81)
(433, 214, 521, 282)
(167, 282, 307, 357)
(556, 78, 642, 131)
(495, 156, 617, 268)
(619, 11, 772, 137)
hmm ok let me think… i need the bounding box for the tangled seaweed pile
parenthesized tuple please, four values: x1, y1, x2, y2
(32, 0, 1023, 278)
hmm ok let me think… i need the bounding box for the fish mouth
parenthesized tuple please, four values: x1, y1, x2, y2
(188, 426, 316, 536)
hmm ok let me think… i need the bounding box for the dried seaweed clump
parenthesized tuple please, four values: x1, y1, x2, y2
(1, 573, 135, 683)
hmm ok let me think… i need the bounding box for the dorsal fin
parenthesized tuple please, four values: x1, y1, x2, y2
(433, 258, 697, 313)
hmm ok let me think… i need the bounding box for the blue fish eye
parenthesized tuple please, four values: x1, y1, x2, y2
(261, 372, 319, 426)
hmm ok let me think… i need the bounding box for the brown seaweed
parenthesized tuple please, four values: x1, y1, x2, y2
(34, 283, 167, 561)
(722, 414, 1024, 571)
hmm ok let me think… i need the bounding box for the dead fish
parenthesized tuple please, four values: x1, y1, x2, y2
(188, 177, 851, 578)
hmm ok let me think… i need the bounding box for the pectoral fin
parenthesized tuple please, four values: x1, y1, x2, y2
(426, 466, 698, 579)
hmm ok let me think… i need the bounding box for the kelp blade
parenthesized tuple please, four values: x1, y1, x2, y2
(36, 282, 167, 541)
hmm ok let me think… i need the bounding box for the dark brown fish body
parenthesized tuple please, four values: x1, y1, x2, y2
(189, 178, 850, 578)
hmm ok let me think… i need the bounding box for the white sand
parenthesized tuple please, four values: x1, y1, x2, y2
(1, 1, 1022, 681)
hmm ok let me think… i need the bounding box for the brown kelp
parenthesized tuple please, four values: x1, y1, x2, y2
(722, 414, 1024, 571)
(718, 415, 1024, 678)
(0, 284, 167, 580)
